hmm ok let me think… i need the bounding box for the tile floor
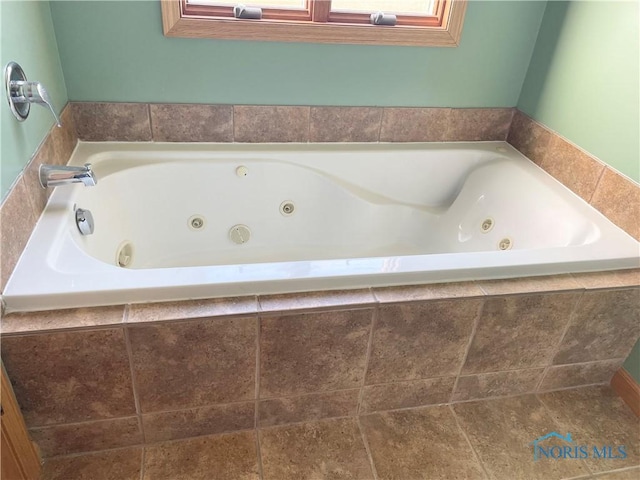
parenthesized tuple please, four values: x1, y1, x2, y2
(41, 385, 639, 480)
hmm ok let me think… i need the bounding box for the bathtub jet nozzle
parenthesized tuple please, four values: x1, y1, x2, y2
(39, 163, 97, 188)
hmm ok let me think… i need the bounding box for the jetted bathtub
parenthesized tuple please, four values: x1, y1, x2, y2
(4, 142, 639, 312)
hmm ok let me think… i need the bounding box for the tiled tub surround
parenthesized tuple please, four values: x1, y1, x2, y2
(508, 110, 640, 241)
(2, 270, 639, 459)
(1, 103, 639, 466)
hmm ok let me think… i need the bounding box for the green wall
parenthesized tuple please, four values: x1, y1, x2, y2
(50, 0, 546, 107)
(518, 1, 639, 182)
(0, 1, 68, 199)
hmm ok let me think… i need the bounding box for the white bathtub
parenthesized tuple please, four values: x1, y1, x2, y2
(4, 142, 639, 312)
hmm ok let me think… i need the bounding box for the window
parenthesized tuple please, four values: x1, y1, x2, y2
(161, 0, 467, 46)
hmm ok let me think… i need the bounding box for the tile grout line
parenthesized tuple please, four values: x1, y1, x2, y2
(139, 447, 145, 480)
(123, 326, 145, 444)
(376, 108, 383, 143)
(535, 392, 595, 476)
(356, 416, 379, 480)
(449, 299, 486, 403)
(536, 291, 586, 392)
(254, 315, 265, 480)
(357, 306, 378, 415)
(255, 429, 265, 480)
(587, 164, 607, 205)
(254, 315, 261, 427)
(448, 405, 491, 479)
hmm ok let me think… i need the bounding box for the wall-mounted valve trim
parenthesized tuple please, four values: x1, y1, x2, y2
(4, 62, 61, 126)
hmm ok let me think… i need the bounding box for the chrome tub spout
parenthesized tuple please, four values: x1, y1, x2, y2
(39, 163, 97, 188)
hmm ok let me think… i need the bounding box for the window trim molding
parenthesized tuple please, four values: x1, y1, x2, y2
(160, 0, 467, 47)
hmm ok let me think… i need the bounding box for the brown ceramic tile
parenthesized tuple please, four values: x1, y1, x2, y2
(258, 389, 359, 428)
(366, 299, 482, 384)
(452, 368, 545, 402)
(462, 293, 581, 374)
(477, 274, 582, 296)
(453, 395, 590, 480)
(539, 135, 605, 202)
(360, 377, 455, 414)
(539, 359, 624, 391)
(572, 269, 640, 290)
(538, 386, 640, 472)
(591, 168, 640, 241)
(128, 316, 256, 412)
(142, 401, 255, 443)
(234, 105, 309, 142)
(2, 306, 125, 334)
(310, 106, 382, 142)
(126, 296, 257, 323)
(143, 431, 260, 480)
(1, 329, 136, 426)
(379, 107, 451, 142)
(507, 111, 553, 165)
(42, 448, 142, 480)
(593, 468, 640, 479)
(150, 104, 233, 142)
(446, 108, 514, 142)
(258, 288, 375, 313)
(260, 309, 372, 397)
(373, 281, 484, 303)
(361, 406, 485, 480)
(553, 289, 640, 365)
(260, 418, 373, 480)
(30, 417, 142, 457)
(0, 177, 37, 291)
(72, 102, 151, 141)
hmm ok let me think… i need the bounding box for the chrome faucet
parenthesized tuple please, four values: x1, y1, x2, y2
(39, 163, 97, 188)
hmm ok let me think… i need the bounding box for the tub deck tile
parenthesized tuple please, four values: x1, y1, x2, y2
(258, 288, 376, 313)
(477, 274, 582, 296)
(571, 269, 640, 290)
(126, 296, 258, 324)
(372, 281, 484, 303)
(1, 305, 126, 335)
